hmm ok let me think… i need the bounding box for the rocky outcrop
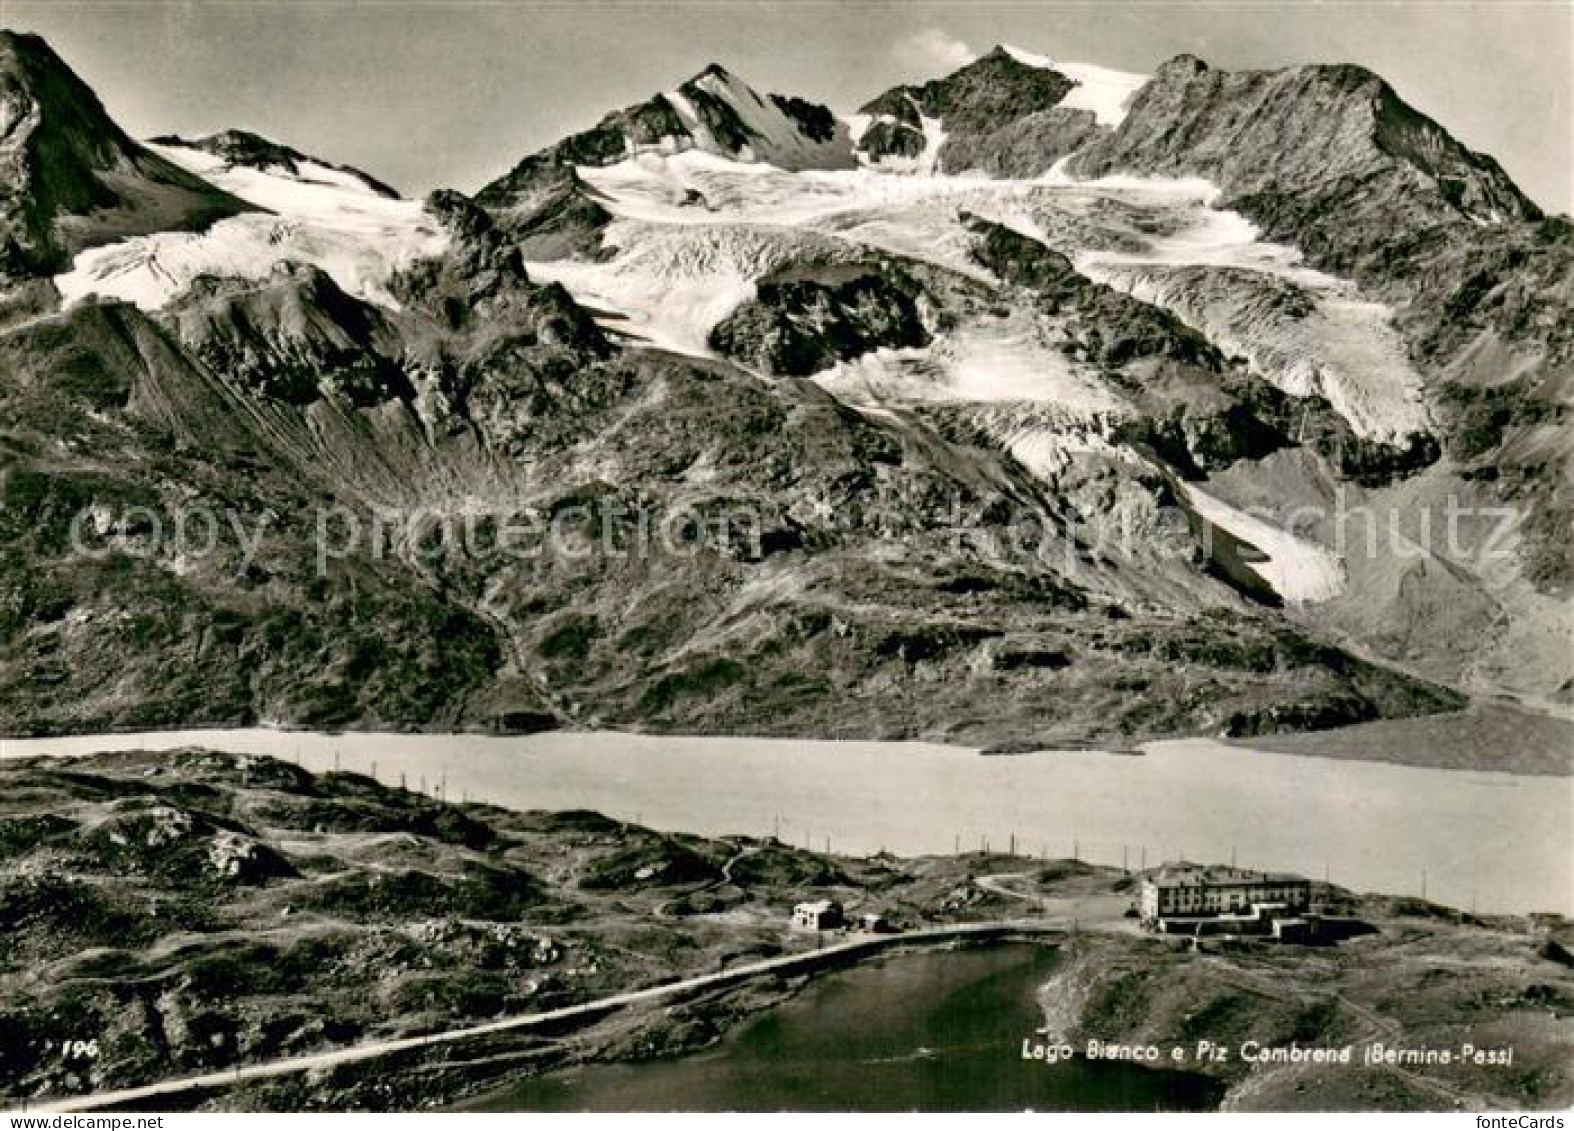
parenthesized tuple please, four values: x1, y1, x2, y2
(938, 106, 1101, 177)
(166, 264, 412, 407)
(0, 31, 249, 279)
(709, 262, 931, 376)
(472, 162, 612, 259)
(857, 46, 1085, 173)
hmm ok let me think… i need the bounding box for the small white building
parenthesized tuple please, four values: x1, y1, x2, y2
(792, 899, 844, 931)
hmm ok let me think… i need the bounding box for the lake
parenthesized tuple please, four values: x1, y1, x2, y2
(1, 728, 1568, 914)
(459, 942, 1224, 1112)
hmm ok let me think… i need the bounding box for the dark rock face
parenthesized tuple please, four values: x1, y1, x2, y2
(394, 187, 608, 362)
(966, 213, 1324, 481)
(856, 46, 1081, 173)
(863, 46, 1073, 139)
(473, 94, 682, 255)
(472, 160, 613, 259)
(709, 264, 931, 376)
(677, 66, 760, 152)
(965, 214, 1220, 370)
(148, 129, 403, 199)
(939, 106, 1101, 177)
(0, 31, 249, 278)
(857, 117, 926, 162)
(769, 93, 837, 142)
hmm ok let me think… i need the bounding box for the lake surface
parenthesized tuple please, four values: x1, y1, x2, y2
(2, 728, 1568, 914)
(461, 942, 1223, 1112)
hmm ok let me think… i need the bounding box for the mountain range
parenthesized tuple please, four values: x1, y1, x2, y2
(0, 29, 1568, 757)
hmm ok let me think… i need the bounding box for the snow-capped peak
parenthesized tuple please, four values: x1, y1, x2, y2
(148, 131, 403, 204)
(662, 65, 857, 171)
(998, 44, 1148, 127)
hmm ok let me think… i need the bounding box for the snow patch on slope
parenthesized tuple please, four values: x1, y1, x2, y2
(940, 322, 1126, 412)
(985, 411, 1133, 480)
(1062, 174, 1430, 441)
(54, 142, 446, 311)
(810, 320, 1128, 417)
(1182, 482, 1346, 603)
(664, 89, 723, 154)
(525, 217, 849, 357)
(152, 143, 395, 207)
(999, 45, 1149, 127)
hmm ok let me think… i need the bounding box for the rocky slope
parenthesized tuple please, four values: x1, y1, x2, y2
(1042, 907, 1573, 1112)
(0, 748, 884, 1105)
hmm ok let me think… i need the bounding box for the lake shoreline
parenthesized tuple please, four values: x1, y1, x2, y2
(5, 705, 1569, 776)
(452, 939, 1228, 1114)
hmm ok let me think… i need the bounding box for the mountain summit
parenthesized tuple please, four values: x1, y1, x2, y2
(485, 62, 854, 181)
(147, 129, 404, 200)
(1068, 55, 1541, 261)
(0, 30, 248, 279)
(475, 63, 855, 252)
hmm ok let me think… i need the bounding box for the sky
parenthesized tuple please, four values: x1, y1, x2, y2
(3, 1, 1570, 213)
